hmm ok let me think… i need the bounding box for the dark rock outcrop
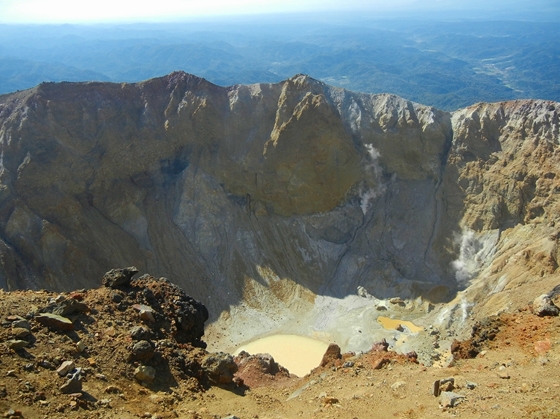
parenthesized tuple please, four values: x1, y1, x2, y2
(451, 316, 503, 360)
(129, 340, 155, 362)
(201, 352, 238, 384)
(102, 267, 139, 288)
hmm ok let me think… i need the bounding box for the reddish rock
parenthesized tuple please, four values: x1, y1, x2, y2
(450, 339, 479, 360)
(371, 357, 390, 370)
(234, 352, 292, 388)
(534, 339, 552, 354)
(319, 343, 342, 367)
(371, 339, 389, 352)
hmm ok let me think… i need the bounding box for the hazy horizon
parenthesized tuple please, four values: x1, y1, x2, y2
(1, 0, 559, 24)
(0, 1, 559, 110)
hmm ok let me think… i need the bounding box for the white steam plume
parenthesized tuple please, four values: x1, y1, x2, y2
(360, 144, 386, 215)
(450, 229, 499, 287)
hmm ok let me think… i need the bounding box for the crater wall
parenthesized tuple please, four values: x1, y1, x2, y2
(0, 73, 558, 336)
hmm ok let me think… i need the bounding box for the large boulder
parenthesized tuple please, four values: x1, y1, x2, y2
(201, 352, 238, 384)
(319, 343, 342, 367)
(533, 294, 560, 317)
(129, 340, 155, 362)
(35, 313, 74, 331)
(234, 351, 292, 388)
(102, 267, 139, 288)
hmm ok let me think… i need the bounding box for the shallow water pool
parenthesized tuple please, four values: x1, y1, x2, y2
(377, 316, 423, 333)
(234, 334, 329, 377)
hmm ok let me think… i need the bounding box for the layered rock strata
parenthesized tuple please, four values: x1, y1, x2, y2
(0, 73, 558, 349)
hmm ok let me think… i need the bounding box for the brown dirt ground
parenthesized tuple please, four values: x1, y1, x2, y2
(1, 286, 559, 419)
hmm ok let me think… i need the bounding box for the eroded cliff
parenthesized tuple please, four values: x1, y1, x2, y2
(0, 72, 558, 356)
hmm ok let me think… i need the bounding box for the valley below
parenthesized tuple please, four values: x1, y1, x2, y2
(0, 72, 559, 417)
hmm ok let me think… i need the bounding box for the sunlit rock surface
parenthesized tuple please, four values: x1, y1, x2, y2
(0, 72, 559, 359)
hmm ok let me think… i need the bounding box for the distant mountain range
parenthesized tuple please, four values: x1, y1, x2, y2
(0, 16, 559, 110)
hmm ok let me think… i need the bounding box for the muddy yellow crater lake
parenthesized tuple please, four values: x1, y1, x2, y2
(233, 334, 329, 377)
(377, 316, 423, 333)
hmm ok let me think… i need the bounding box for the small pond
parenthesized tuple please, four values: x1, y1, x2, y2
(234, 334, 329, 377)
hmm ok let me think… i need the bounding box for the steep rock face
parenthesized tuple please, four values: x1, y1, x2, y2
(0, 72, 558, 328)
(450, 101, 560, 231)
(439, 101, 560, 321)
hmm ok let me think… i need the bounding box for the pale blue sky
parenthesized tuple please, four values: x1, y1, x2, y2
(0, 0, 556, 23)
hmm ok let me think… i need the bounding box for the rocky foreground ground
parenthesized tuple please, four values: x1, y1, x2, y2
(1, 269, 559, 419)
